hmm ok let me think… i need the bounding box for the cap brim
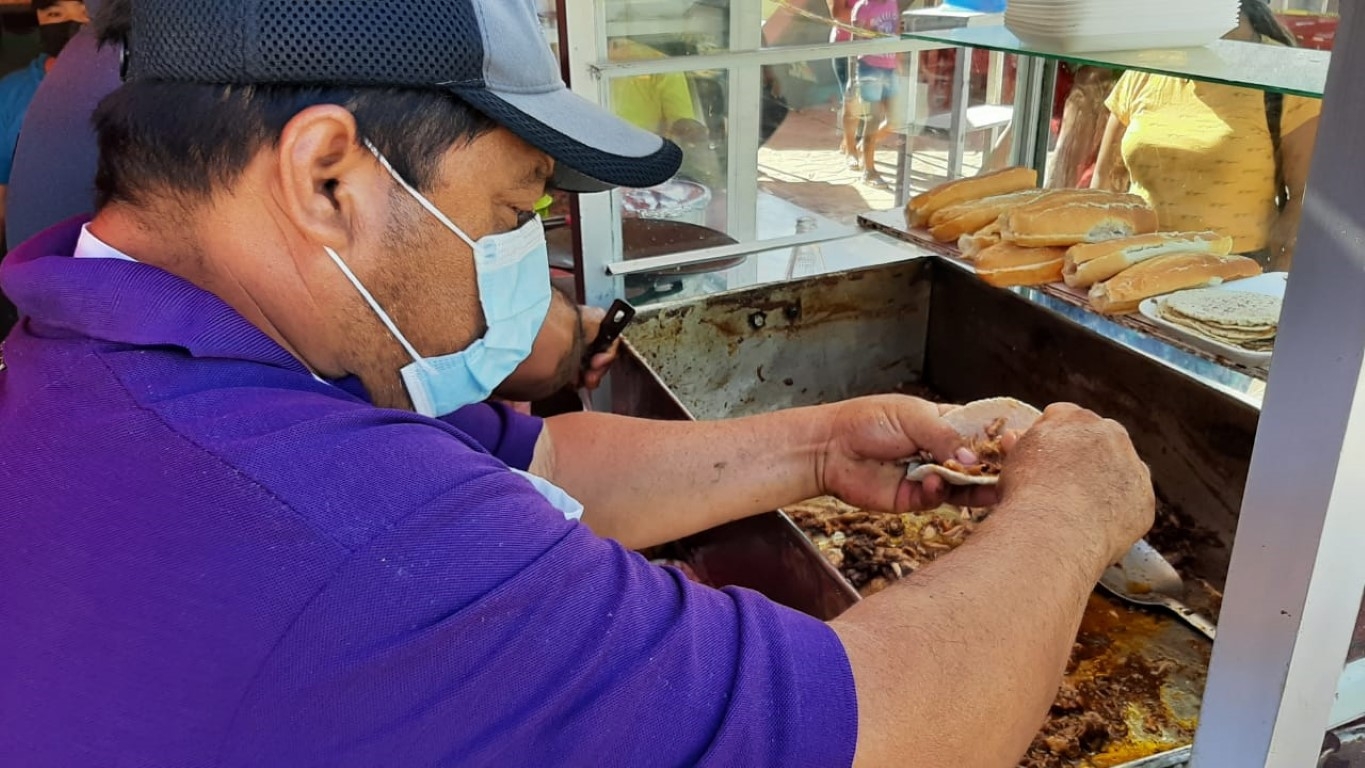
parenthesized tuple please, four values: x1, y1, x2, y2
(453, 84, 682, 193)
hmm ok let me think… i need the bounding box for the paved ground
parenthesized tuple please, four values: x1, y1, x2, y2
(756, 103, 987, 228)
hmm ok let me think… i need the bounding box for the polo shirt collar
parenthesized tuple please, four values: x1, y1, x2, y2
(1, 217, 310, 376)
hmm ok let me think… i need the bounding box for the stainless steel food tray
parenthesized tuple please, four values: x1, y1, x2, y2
(611, 260, 1258, 766)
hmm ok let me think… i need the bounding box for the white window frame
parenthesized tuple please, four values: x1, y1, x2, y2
(566, 6, 1365, 763)
(562, 0, 952, 307)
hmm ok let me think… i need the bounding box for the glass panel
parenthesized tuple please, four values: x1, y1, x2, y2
(1324, 589, 1365, 761)
(902, 26, 1331, 97)
(761, 0, 907, 50)
(599, 0, 730, 55)
(1349, 592, 1365, 665)
(753, 49, 1020, 221)
(607, 64, 729, 223)
(623, 231, 925, 307)
(1277, 6, 1342, 52)
(758, 52, 925, 229)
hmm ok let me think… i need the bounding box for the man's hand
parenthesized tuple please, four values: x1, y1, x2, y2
(815, 396, 1002, 514)
(997, 403, 1155, 564)
(577, 304, 620, 391)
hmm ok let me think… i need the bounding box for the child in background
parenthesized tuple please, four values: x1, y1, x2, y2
(850, 0, 902, 189)
(826, 0, 862, 170)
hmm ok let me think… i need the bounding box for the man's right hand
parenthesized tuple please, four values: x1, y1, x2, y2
(998, 403, 1155, 564)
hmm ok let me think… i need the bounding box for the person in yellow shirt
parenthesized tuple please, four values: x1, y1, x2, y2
(1092, 0, 1319, 271)
(608, 38, 708, 145)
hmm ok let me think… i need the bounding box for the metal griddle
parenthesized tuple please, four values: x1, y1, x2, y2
(613, 259, 1259, 767)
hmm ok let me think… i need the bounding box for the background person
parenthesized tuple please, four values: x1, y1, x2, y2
(5, 0, 114, 251)
(826, 0, 863, 170)
(0, 0, 87, 239)
(0, 4, 617, 385)
(0, 0, 88, 335)
(850, 0, 903, 189)
(1092, 0, 1318, 270)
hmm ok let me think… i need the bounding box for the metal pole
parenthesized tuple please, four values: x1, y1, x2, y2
(897, 51, 923, 207)
(562, 0, 624, 311)
(725, 0, 763, 249)
(1190, 4, 1365, 765)
(1008, 53, 1055, 178)
(946, 46, 970, 178)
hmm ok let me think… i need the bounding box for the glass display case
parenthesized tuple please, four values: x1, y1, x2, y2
(556, 2, 1365, 765)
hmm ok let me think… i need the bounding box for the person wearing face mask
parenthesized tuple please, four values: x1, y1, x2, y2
(0, 1, 1156, 765)
(0, 0, 86, 244)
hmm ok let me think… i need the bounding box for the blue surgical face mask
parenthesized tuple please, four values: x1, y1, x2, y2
(323, 141, 553, 418)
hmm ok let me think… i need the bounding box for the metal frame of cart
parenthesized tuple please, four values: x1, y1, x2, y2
(558, 2, 1365, 765)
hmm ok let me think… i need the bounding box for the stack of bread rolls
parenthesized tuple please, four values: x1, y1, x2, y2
(1063, 231, 1260, 313)
(904, 168, 1261, 306)
(907, 169, 1161, 288)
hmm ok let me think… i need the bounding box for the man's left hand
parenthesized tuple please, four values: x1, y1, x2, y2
(815, 396, 1005, 513)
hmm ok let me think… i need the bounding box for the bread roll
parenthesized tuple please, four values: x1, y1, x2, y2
(928, 189, 1047, 242)
(1088, 252, 1262, 314)
(955, 190, 1113, 256)
(906, 167, 1039, 228)
(1063, 231, 1233, 288)
(959, 221, 1002, 260)
(975, 243, 1067, 287)
(1002, 193, 1157, 247)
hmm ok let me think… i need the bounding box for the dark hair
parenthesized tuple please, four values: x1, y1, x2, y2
(32, 0, 69, 12)
(1240, 0, 1297, 48)
(0, 11, 38, 35)
(90, 0, 496, 211)
(1239, 0, 1296, 211)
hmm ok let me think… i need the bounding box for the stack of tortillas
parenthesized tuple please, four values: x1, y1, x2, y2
(1157, 289, 1281, 351)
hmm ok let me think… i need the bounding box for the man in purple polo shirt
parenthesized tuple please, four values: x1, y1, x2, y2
(0, 0, 1156, 766)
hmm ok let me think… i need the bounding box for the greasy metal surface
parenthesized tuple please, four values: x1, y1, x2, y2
(1055, 593, 1210, 768)
(614, 341, 861, 620)
(613, 261, 1256, 767)
(619, 258, 1254, 588)
(927, 266, 1259, 588)
(786, 496, 1211, 768)
(621, 261, 934, 418)
(645, 513, 860, 622)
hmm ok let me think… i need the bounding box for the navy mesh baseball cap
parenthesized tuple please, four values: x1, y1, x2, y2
(122, 0, 682, 192)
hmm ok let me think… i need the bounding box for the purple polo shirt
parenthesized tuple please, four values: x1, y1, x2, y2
(0, 219, 857, 767)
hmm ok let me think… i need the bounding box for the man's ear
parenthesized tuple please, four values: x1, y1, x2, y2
(274, 105, 385, 254)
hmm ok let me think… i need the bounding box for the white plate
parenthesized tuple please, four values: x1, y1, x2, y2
(1007, 24, 1234, 52)
(1005, 4, 1234, 17)
(1006, 0, 1234, 12)
(1006, 18, 1235, 36)
(1007, 1, 1233, 14)
(1137, 272, 1288, 370)
(1006, 13, 1234, 25)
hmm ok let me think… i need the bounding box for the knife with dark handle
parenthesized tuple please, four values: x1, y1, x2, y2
(583, 299, 636, 365)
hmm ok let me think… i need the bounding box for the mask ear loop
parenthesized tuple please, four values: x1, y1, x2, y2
(322, 245, 432, 371)
(362, 139, 479, 251)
